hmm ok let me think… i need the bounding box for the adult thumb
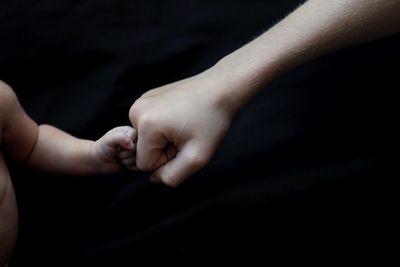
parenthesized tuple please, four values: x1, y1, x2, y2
(136, 126, 170, 172)
(150, 141, 210, 187)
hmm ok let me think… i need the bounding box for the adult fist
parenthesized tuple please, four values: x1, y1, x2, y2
(129, 69, 234, 187)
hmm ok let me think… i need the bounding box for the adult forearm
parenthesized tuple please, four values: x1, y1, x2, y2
(128, 0, 400, 186)
(26, 125, 96, 175)
(213, 0, 400, 113)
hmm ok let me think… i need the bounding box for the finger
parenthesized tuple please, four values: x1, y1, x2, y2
(118, 133, 135, 150)
(109, 126, 136, 138)
(112, 126, 137, 137)
(124, 126, 137, 142)
(148, 144, 177, 184)
(136, 125, 169, 171)
(108, 126, 137, 148)
(121, 157, 136, 166)
(119, 150, 136, 159)
(150, 141, 209, 187)
(101, 131, 134, 152)
(127, 165, 140, 172)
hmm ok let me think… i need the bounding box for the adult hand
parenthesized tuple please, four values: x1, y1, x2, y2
(129, 69, 235, 187)
(130, 0, 400, 187)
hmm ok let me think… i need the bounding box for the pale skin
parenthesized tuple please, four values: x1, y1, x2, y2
(129, 0, 400, 187)
(0, 81, 137, 266)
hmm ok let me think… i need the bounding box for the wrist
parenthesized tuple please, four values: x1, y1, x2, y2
(207, 52, 275, 115)
(88, 140, 101, 174)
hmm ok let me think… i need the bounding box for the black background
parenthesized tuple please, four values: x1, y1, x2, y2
(1, 0, 400, 266)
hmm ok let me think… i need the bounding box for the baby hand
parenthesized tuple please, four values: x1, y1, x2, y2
(90, 126, 137, 174)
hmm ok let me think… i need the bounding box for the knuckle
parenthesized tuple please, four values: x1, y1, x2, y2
(138, 115, 158, 134)
(130, 102, 157, 134)
(129, 99, 145, 124)
(128, 105, 138, 124)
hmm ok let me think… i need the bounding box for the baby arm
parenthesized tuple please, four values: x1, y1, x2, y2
(0, 81, 136, 175)
(26, 125, 137, 175)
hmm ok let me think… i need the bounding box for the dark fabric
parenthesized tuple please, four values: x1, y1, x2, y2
(1, 0, 399, 266)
